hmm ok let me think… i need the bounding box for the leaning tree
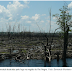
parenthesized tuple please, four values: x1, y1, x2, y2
(53, 5, 72, 67)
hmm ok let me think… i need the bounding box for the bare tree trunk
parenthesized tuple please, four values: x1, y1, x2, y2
(63, 27, 69, 67)
(47, 37, 48, 46)
(63, 32, 67, 67)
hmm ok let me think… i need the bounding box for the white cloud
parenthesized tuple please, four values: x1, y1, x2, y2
(0, 1, 58, 32)
(42, 14, 46, 16)
(66, 10, 70, 13)
(26, 21, 31, 23)
(0, 5, 12, 19)
(9, 2, 11, 4)
(0, 1, 30, 32)
(9, 17, 13, 20)
(7, 1, 29, 21)
(53, 17, 57, 20)
(40, 20, 44, 23)
(21, 15, 29, 19)
(23, 0, 30, 4)
(0, 9, 2, 13)
(32, 14, 40, 21)
(0, 1, 30, 21)
(7, 1, 27, 9)
(17, 14, 19, 15)
(7, 1, 25, 12)
(68, 2, 72, 8)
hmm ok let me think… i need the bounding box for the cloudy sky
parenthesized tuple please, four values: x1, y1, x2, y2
(0, 1, 72, 32)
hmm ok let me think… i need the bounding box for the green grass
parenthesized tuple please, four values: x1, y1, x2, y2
(21, 50, 27, 53)
(20, 44, 25, 47)
(0, 52, 9, 54)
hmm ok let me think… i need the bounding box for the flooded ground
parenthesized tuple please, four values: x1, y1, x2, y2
(0, 58, 72, 67)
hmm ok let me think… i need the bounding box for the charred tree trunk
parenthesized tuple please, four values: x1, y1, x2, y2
(44, 46, 46, 57)
(47, 37, 48, 46)
(63, 27, 69, 67)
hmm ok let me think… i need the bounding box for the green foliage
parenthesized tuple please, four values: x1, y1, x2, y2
(68, 29, 72, 32)
(53, 5, 72, 32)
(0, 52, 9, 54)
(56, 31, 64, 39)
(21, 50, 27, 53)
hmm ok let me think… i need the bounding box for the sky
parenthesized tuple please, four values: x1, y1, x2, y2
(0, 1, 72, 33)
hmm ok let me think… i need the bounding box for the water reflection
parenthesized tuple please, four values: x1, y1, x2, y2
(44, 60, 46, 67)
(0, 58, 72, 67)
(48, 62, 51, 67)
(10, 59, 11, 67)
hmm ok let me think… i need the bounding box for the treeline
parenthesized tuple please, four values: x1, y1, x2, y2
(0, 32, 72, 38)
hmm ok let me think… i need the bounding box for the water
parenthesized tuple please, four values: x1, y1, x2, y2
(12, 50, 19, 53)
(0, 58, 72, 67)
